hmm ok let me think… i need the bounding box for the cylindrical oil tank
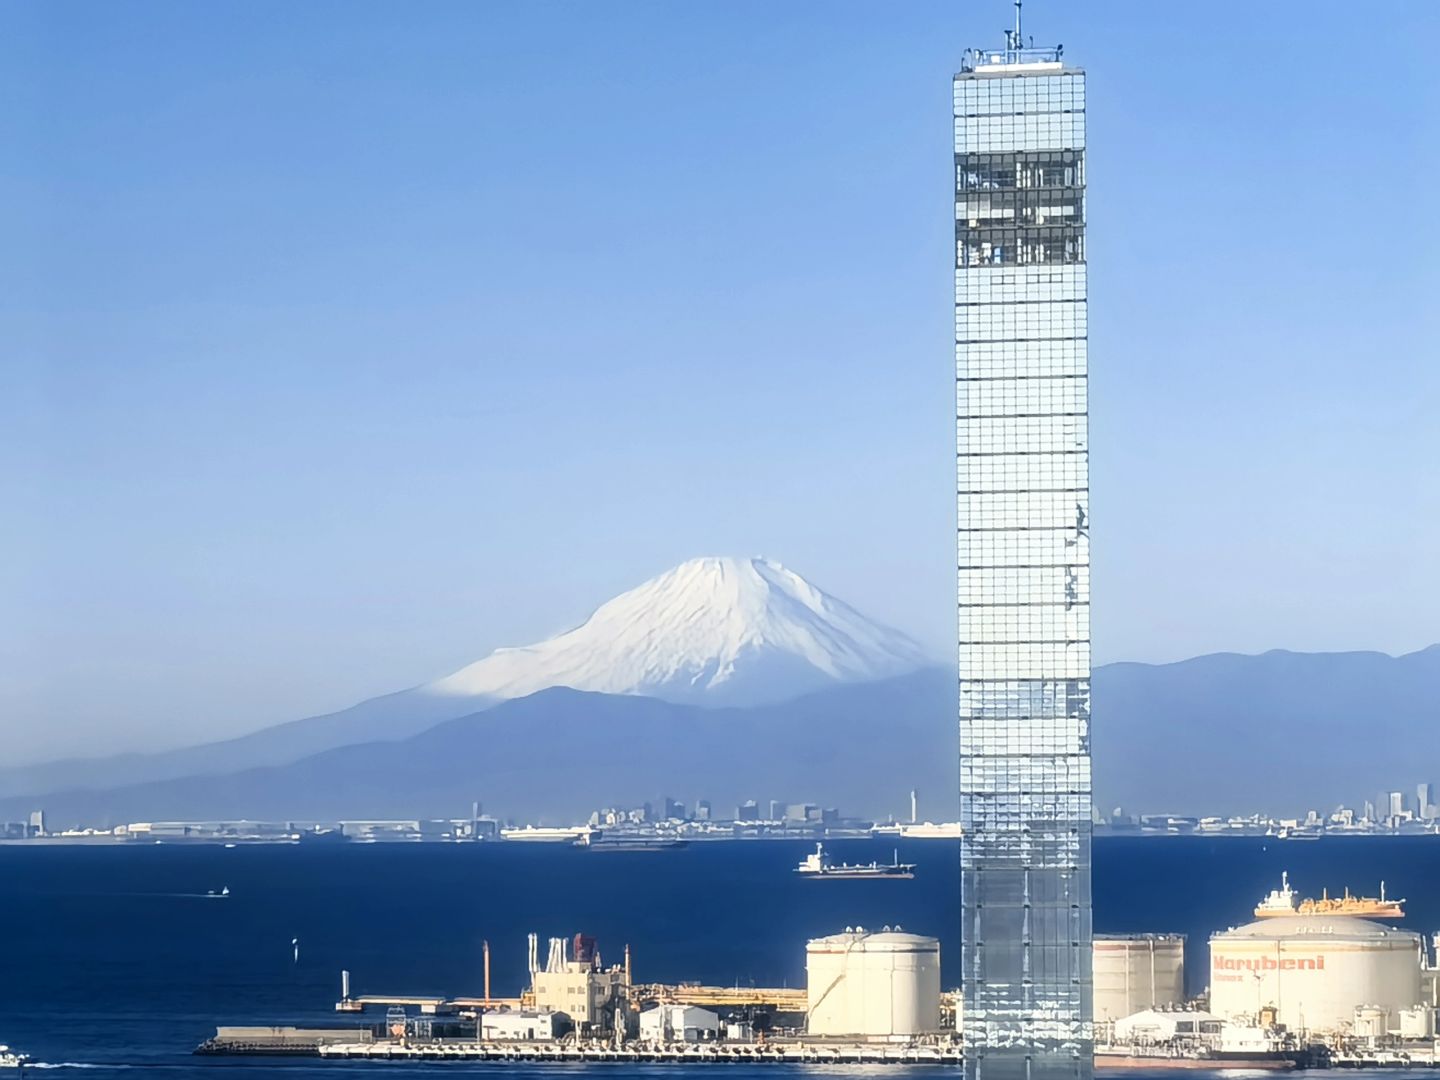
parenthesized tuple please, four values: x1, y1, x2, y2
(1397, 1006, 1435, 1040)
(1209, 916, 1422, 1034)
(806, 929, 941, 1038)
(1093, 934, 1186, 1022)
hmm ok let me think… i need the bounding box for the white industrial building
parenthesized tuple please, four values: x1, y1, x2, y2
(1113, 1008, 1222, 1045)
(1209, 915, 1424, 1034)
(806, 928, 941, 1039)
(480, 1010, 567, 1042)
(638, 1005, 720, 1044)
(1093, 934, 1186, 1022)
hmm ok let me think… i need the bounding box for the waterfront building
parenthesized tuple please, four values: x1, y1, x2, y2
(954, 12, 1092, 1079)
(638, 1004, 720, 1044)
(530, 935, 626, 1036)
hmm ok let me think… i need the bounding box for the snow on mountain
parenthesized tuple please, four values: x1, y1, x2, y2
(0, 556, 933, 801)
(423, 556, 931, 707)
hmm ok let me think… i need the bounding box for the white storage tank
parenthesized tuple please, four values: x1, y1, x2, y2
(806, 928, 940, 1039)
(1209, 916, 1422, 1034)
(1093, 934, 1186, 1022)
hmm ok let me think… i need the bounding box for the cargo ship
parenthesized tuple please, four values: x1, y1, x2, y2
(573, 832, 688, 851)
(1254, 871, 1405, 919)
(795, 843, 915, 879)
(1094, 1048, 1310, 1071)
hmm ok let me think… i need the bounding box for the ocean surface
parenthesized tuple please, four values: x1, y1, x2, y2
(0, 836, 1437, 1078)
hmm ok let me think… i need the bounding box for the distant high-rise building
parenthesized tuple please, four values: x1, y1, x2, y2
(785, 802, 818, 824)
(735, 800, 759, 822)
(662, 797, 686, 821)
(1388, 791, 1405, 819)
(1417, 783, 1435, 820)
(694, 800, 712, 822)
(28, 809, 46, 837)
(955, 11, 1091, 1080)
(768, 800, 785, 822)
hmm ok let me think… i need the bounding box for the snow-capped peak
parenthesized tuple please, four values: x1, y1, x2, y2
(423, 556, 931, 707)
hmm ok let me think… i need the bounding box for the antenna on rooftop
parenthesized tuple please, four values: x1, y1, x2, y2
(961, 0, 1063, 73)
(1002, 1, 1031, 62)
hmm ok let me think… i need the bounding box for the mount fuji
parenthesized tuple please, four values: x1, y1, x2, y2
(0, 557, 933, 800)
(423, 556, 930, 707)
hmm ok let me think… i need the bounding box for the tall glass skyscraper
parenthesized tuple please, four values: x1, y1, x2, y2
(954, 22, 1092, 1080)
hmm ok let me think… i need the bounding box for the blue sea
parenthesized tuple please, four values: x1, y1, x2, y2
(0, 836, 1436, 1077)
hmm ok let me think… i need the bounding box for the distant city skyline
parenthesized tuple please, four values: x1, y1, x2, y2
(4, 1, 1437, 760)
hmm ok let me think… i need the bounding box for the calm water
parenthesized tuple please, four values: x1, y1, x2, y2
(0, 836, 1436, 1077)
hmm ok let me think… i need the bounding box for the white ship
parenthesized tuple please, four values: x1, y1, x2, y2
(500, 825, 596, 843)
(897, 821, 962, 839)
(871, 821, 963, 839)
(795, 843, 916, 879)
(0, 1044, 29, 1069)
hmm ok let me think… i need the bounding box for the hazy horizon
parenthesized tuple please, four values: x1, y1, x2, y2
(5, 1, 1437, 762)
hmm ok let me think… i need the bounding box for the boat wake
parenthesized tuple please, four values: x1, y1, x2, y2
(22, 1064, 133, 1070)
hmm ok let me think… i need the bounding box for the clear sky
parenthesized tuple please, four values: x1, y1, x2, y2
(3, 1, 1437, 763)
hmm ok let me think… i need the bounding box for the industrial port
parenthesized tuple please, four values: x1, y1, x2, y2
(1092, 876, 1440, 1069)
(195, 872, 1440, 1070)
(198, 926, 959, 1064)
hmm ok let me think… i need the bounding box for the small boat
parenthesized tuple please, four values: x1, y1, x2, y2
(795, 843, 915, 879)
(0, 1044, 30, 1069)
(206, 886, 230, 898)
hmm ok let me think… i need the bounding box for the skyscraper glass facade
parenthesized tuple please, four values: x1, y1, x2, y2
(954, 45, 1092, 1080)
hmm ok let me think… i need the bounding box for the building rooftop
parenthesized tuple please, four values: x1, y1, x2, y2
(957, 0, 1066, 77)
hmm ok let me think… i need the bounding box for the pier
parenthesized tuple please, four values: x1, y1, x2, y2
(335, 986, 803, 1014)
(316, 1040, 962, 1064)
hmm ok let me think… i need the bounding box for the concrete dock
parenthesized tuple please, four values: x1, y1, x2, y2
(315, 1040, 963, 1064)
(197, 1028, 960, 1064)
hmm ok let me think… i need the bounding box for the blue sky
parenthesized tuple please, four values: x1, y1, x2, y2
(3, 1, 1437, 761)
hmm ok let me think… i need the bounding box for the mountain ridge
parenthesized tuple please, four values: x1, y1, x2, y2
(0, 556, 928, 800)
(3, 646, 1437, 825)
(0, 671, 957, 826)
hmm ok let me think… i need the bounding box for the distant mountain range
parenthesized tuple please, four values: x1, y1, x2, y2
(0, 556, 929, 801)
(1, 557, 1435, 826)
(1089, 645, 1440, 817)
(0, 673, 958, 827)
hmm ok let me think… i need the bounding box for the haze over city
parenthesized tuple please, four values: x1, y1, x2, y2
(5, 1, 1437, 764)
